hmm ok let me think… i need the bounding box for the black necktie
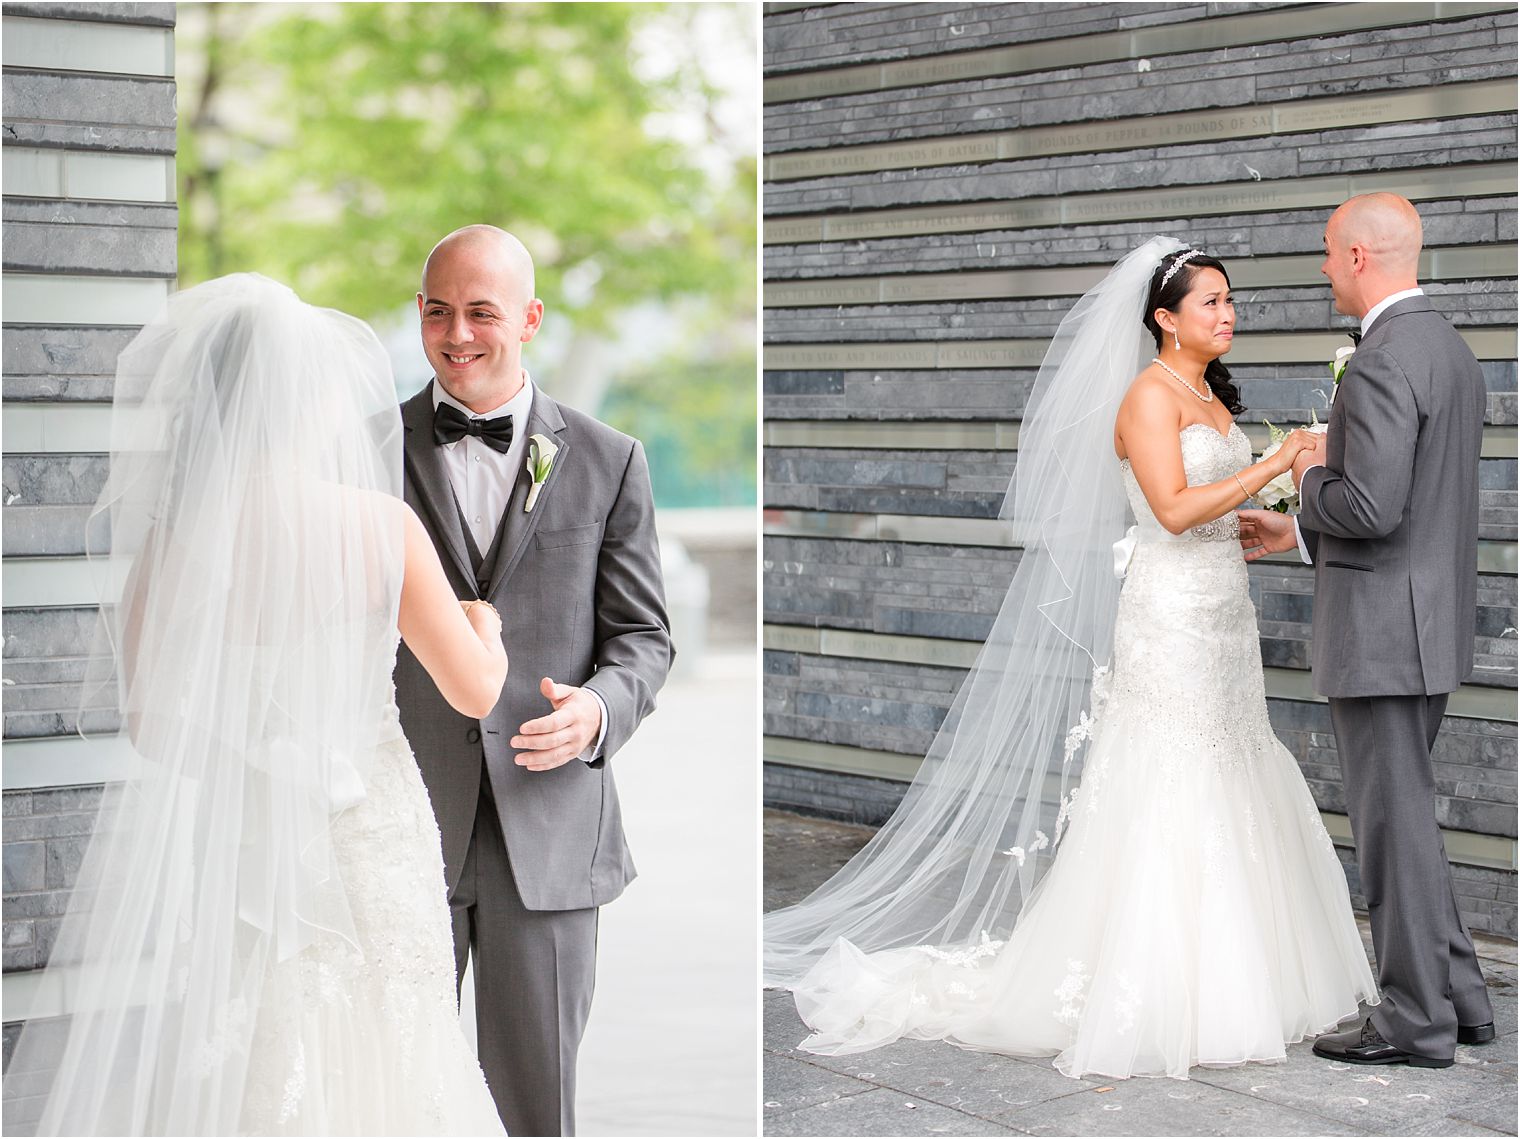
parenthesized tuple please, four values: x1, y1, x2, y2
(433, 401, 514, 453)
(1349, 330, 1362, 346)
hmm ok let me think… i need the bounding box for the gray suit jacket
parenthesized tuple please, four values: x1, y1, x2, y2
(394, 382, 674, 910)
(1298, 295, 1485, 698)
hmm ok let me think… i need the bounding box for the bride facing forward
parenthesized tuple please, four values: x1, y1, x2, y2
(766, 239, 1377, 1080)
(8, 275, 509, 1135)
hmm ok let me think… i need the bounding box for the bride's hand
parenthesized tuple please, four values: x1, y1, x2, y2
(1275, 428, 1323, 470)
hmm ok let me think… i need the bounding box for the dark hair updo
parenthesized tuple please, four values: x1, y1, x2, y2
(1143, 250, 1245, 415)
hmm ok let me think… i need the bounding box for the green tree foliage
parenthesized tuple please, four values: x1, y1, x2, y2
(181, 2, 752, 323)
(602, 343, 757, 508)
(178, 3, 756, 506)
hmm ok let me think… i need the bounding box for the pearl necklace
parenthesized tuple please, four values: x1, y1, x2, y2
(1151, 356, 1214, 403)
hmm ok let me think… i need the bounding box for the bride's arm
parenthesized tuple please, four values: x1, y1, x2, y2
(1117, 380, 1309, 535)
(398, 504, 508, 718)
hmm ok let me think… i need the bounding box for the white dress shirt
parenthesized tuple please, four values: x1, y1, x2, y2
(1361, 287, 1426, 334)
(1293, 287, 1426, 563)
(431, 374, 607, 761)
(432, 374, 534, 554)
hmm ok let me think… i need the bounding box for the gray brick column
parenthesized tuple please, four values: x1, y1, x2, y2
(1, 0, 176, 1091)
(762, 1, 1517, 937)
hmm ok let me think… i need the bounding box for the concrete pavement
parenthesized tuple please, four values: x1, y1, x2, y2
(460, 650, 759, 1137)
(578, 650, 759, 1137)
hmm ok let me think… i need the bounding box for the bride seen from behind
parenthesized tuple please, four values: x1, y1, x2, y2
(9, 274, 510, 1135)
(766, 238, 1377, 1080)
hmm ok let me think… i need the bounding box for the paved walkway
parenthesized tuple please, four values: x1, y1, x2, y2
(764, 810, 1518, 1137)
(577, 650, 758, 1136)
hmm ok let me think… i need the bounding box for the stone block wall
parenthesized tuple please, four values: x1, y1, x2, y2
(1, 2, 176, 1106)
(761, 1, 1518, 936)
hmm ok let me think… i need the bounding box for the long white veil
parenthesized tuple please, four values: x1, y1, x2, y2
(6, 274, 406, 1134)
(764, 237, 1186, 986)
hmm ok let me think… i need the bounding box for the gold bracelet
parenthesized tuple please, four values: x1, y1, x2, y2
(1233, 473, 1252, 500)
(462, 599, 501, 621)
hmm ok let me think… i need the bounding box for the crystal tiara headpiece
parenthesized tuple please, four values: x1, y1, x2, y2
(1159, 249, 1206, 289)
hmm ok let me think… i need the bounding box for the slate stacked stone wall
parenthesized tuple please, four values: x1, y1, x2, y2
(761, 1, 1518, 937)
(1, 2, 176, 1116)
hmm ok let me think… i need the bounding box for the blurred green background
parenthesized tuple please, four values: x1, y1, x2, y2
(176, 2, 757, 508)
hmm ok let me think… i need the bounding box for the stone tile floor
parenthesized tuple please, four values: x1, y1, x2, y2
(764, 810, 1518, 1137)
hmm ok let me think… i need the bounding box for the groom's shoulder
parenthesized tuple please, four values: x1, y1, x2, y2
(1362, 300, 1482, 401)
(549, 399, 652, 496)
(551, 396, 641, 456)
(1370, 298, 1469, 357)
(1376, 295, 1449, 337)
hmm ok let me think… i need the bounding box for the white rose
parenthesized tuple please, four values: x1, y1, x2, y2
(1255, 468, 1299, 509)
(1255, 437, 1297, 509)
(1254, 422, 1328, 511)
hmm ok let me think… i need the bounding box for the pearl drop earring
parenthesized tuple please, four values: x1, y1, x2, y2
(1173, 328, 1181, 352)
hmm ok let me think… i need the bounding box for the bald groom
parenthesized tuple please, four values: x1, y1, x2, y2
(1240, 194, 1493, 1068)
(393, 225, 674, 1135)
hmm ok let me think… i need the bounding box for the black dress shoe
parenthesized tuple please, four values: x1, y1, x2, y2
(1458, 1022, 1496, 1046)
(1312, 1017, 1453, 1068)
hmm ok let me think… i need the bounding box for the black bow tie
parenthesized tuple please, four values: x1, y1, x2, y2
(433, 401, 514, 453)
(1349, 330, 1362, 346)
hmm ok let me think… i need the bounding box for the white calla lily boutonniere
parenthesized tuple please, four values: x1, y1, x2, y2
(525, 433, 559, 513)
(1330, 345, 1355, 398)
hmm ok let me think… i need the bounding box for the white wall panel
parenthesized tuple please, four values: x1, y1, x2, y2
(2, 147, 175, 203)
(2, 15, 173, 76)
(2, 274, 171, 326)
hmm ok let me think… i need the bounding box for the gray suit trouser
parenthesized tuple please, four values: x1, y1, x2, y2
(451, 768, 598, 1137)
(1330, 693, 1493, 1058)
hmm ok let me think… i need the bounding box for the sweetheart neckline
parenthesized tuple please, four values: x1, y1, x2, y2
(1118, 421, 1244, 465)
(1179, 420, 1242, 442)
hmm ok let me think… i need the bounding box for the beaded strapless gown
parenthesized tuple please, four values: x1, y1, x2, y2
(238, 677, 506, 1135)
(791, 424, 1378, 1079)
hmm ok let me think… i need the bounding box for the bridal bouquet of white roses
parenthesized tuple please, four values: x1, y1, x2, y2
(1255, 412, 1329, 513)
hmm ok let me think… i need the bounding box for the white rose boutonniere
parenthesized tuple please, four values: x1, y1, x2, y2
(524, 433, 559, 513)
(1255, 414, 1328, 513)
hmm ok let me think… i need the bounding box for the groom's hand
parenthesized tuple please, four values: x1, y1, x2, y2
(511, 677, 604, 772)
(1290, 432, 1325, 489)
(1238, 508, 1298, 562)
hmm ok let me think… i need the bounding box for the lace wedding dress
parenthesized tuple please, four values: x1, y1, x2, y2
(790, 424, 1378, 1079)
(240, 670, 506, 1135)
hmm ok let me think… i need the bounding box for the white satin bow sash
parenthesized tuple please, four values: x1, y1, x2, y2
(1113, 525, 1139, 579)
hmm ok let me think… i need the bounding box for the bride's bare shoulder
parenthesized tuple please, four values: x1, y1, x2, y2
(318, 484, 418, 539)
(1117, 367, 1175, 419)
(375, 492, 424, 538)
